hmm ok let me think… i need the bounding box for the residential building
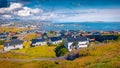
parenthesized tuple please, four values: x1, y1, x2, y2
(64, 36, 89, 51)
(3, 39, 23, 51)
(31, 38, 47, 47)
(0, 33, 8, 40)
(49, 36, 62, 44)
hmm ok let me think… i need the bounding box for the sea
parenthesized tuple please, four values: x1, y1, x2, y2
(42, 22, 120, 31)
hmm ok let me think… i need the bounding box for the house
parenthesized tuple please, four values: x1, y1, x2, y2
(31, 38, 47, 47)
(36, 32, 42, 38)
(92, 32, 101, 35)
(95, 35, 118, 42)
(64, 36, 89, 51)
(3, 39, 23, 51)
(0, 33, 8, 40)
(87, 35, 96, 42)
(49, 37, 62, 44)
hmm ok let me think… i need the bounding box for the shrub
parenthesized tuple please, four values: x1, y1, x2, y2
(55, 42, 69, 57)
(0, 40, 4, 45)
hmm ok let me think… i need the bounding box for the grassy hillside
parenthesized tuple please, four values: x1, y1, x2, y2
(0, 41, 120, 68)
(75, 40, 120, 68)
(0, 27, 29, 32)
(0, 46, 56, 59)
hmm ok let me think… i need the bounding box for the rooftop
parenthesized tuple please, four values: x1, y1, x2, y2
(4, 39, 23, 47)
(49, 37, 62, 41)
(66, 36, 88, 42)
(32, 38, 46, 44)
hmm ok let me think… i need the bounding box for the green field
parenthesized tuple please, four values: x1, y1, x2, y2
(0, 27, 29, 32)
(0, 45, 56, 59)
(0, 41, 120, 68)
(0, 39, 120, 68)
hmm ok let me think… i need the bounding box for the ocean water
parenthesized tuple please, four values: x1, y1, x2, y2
(43, 22, 120, 31)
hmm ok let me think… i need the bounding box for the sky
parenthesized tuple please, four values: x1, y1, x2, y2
(0, 0, 120, 22)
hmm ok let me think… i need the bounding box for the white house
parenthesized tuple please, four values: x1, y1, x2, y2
(64, 36, 89, 51)
(3, 39, 23, 51)
(31, 38, 47, 47)
(49, 37, 62, 44)
(0, 33, 8, 40)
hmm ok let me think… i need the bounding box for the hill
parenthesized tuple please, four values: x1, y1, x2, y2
(0, 41, 120, 68)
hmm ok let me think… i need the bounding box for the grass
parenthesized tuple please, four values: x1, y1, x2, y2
(0, 41, 120, 68)
(0, 27, 29, 32)
(0, 45, 3, 49)
(0, 45, 56, 59)
(74, 40, 120, 67)
(0, 60, 79, 68)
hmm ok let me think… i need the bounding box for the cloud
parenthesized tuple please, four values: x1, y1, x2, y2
(9, 3, 22, 10)
(0, 2, 120, 22)
(2, 15, 12, 18)
(0, 2, 58, 21)
(17, 7, 42, 16)
(54, 9, 120, 22)
(0, 3, 22, 13)
(0, 2, 43, 19)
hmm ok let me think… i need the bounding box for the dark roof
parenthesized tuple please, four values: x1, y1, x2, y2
(49, 37, 62, 41)
(4, 39, 23, 47)
(32, 38, 46, 44)
(92, 32, 101, 35)
(87, 35, 118, 42)
(87, 35, 96, 39)
(0, 33, 7, 37)
(66, 36, 88, 42)
(95, 35, 118, 42)
(76, 36, 88, 41)
(66, 37, 76, 42)
(0, 33, 5, 35)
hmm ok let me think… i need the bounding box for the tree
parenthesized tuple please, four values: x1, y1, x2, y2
(55, 41, 69, 57)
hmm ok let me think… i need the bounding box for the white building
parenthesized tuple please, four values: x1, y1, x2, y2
(64, 36, 89, 51)
(31, 38, 47, 47)
(3, 39, 23, 51)
(49, 37, 62, 44)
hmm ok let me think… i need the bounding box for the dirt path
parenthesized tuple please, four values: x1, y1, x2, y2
(0, 56, 67, 62)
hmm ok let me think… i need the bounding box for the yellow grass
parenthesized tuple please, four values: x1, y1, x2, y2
(0, 41, 120, 68)
(0, 45, 56, 59)
(12, 45, 56, 58)
(74, 41, 120, 67)
(23, 41, 31, 48)
(0, 27, 29, 32)
(24, 33, 36, 41)
(0, 45, 3, 49)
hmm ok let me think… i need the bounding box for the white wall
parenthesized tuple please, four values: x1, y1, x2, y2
(67, 42, 73, 51)
(64, 40, 89, 51)
(78, 41, 89, 48)
(32, 42, 47, 46)
(50, 40, 62, 44)
(4, 44, 23, 51)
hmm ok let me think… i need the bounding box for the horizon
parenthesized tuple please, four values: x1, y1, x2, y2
(0, 0, 120, 22)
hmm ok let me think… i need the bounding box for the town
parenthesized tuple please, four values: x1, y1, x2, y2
(0, 0, 120, 67)
(0, 22, 119, 53)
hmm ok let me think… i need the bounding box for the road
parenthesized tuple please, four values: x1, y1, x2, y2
(0, 56, 67, 62)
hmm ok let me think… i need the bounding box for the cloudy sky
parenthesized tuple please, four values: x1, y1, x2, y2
(0, 0, 120, 22)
